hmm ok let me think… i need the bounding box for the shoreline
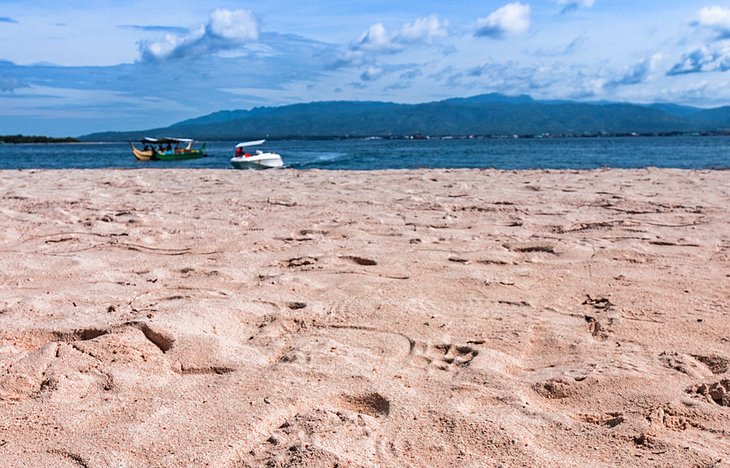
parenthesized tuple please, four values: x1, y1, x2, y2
(3, 166, 729, 172)
(0, 168, 728, 466)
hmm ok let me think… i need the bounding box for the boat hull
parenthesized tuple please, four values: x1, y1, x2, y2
(152, 151, 207, 161)
(230, 153, 283, 169)
(129, 143, 154, 161)
(130, 140, 206, 161)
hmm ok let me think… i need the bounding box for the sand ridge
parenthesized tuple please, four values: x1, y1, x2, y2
(0, 168, 728, 466)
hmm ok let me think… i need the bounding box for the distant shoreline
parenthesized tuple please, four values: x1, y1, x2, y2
(74, 131, 730, 144)
(0, 135, 79, 144)
(4, 131, 730, 145)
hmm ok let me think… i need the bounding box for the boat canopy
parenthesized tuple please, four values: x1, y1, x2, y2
(135, 137, 195, 144)
(235, 139, 265, 148)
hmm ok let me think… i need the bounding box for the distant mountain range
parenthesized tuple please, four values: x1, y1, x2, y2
(80, 94, 730, 141)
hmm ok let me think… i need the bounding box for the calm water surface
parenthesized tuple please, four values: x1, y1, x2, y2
(1, 137, 729, 170)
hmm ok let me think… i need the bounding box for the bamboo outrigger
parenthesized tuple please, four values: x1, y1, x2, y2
(129, 137, 207, 161)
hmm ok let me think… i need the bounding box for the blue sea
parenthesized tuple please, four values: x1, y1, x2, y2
(1, 136, 729, 170)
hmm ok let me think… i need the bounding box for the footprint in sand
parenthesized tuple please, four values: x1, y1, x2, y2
(0, 326, 142, 401)
(691, 354, 730, 375)
(281, 256, 319, 268)
(584, 316, 613, 341)
(409, 342, 478, 370)
(376, 411, 514, 467)
(659, 352, 727, 379)
(506, 242, 560, 255)
(340, 255, 378, 266)
(246, 407, 377, 467)
(532, 378, 579, 400)
(578, 412, 625, 428)
(340, 392, 391, 417)
(0, 327, 110, 353)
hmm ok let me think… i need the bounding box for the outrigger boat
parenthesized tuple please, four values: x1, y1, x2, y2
(129, 137, 207, 161)
(230, 140, 284, 169)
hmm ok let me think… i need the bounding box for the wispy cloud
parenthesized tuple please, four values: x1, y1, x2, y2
(554, 0, 596, 15)
(360, 66, 383, 81)
(604, 54, 663, 88)
(139, 9, 259, 62)
(120, 25, 189, 34)
(399, 68, 422, 80)
(446, 60, 604, 100)
(0, 17, 17, 24)
(529, 36, 585, 57)
(475, 2, 531, 39)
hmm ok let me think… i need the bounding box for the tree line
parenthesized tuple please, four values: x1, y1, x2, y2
(0, 134, 79, 144)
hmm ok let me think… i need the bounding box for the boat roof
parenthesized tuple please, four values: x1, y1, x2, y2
(236, 139, 265, 148)
(136, 137, 194, 144)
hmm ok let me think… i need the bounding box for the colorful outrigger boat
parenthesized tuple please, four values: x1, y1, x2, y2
(129, 137, 207, 161)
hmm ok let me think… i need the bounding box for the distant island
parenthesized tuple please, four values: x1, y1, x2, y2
(79, 94, 730, 141)
(1, 134, 80, 144)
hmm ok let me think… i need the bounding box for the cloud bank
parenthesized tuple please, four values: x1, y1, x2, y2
(475, 3, 531, 39)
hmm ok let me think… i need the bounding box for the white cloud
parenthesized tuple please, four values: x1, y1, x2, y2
(207, 9, 258, 41)
(475, 3, 531, 39)
(335, 15, 448, 68)
(668, 40, 730, 75)
(396, 15, 448, 43)
(357, 23, 397, 52)
(693, 6, 730, 38)
(141, 27, 204, 61)
(140, 9, 259, 62)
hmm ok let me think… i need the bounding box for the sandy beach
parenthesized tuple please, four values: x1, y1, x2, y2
(0, 168, 728, 467)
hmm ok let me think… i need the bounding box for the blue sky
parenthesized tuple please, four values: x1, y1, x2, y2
(1, 1, 730, 136)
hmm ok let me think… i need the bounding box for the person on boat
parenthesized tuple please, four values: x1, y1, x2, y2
(143, 144, 149, 151)
(234, 146, 252, 158)
(165, 143, 172, 152)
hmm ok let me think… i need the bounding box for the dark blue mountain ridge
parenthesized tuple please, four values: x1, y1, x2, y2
(79, 94, 730, 141)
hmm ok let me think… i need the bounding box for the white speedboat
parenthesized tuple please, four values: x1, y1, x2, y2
(230, 140, 283, 169)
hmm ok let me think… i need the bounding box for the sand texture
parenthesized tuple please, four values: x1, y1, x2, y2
(0, 168, 728, 467)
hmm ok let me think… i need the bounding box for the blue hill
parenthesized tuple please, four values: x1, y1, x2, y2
(80, 94, 730, 141)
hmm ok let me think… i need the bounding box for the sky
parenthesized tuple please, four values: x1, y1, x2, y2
(2, 1, 730, 136)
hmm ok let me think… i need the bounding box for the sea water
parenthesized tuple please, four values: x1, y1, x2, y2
(1, 136, 729, 170)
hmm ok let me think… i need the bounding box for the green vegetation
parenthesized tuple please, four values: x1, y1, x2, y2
(0, 134, 79, 144)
